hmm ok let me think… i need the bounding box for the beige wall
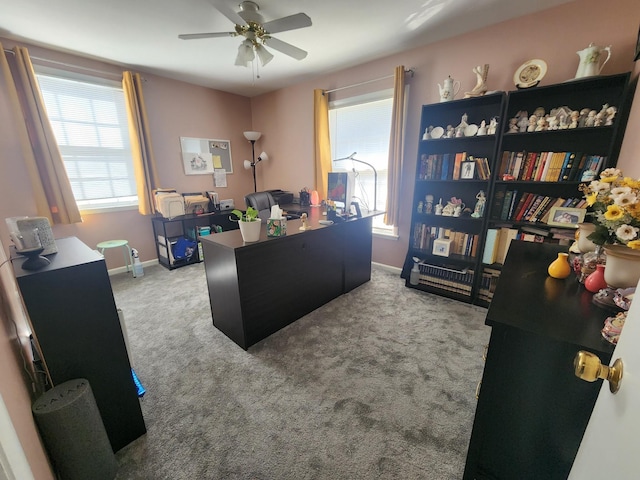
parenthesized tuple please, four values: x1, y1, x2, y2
(251, 0, 640, 268)
(1, 0, 640, 476)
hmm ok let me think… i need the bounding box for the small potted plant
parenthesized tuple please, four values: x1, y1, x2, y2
(230, 206, 261, 242)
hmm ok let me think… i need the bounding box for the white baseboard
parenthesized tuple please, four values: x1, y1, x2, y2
(372, 262, 401, 275)
(107, 259, 158, 277)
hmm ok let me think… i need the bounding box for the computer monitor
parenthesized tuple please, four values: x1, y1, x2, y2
(327, 171, 355, 211)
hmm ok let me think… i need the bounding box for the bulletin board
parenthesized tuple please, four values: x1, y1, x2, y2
(180, 137, 233, 174)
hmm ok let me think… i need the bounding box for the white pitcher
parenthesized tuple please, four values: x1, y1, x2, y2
(575, 43, 611, 79)
(438, 76, 461, 102)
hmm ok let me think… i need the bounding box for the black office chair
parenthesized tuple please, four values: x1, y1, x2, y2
(245, 191, 300, 222)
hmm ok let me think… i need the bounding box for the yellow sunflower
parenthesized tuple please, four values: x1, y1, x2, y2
(626, 239, 640, 250)
(604, 204, 625, 221)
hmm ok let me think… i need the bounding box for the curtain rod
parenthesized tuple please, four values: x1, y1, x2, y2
(325, 67, 414, 94)
(3, 47, 123, 79)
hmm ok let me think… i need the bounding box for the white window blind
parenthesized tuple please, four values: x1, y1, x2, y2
(329, 92, 393, 231)
(35, 72, 138, 211)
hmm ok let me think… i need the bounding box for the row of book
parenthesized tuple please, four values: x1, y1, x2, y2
(498, 150, 607, 182)
(417, 263, 475, 296)
(492, 189, 585, 223)
(418, 152, 491, 180)
(477, 267, 500, 303)
(412, 223, 480, 257)
(482, 226, 574, 266)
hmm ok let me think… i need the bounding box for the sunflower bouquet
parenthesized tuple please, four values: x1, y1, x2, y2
(580, 168, 640, 248)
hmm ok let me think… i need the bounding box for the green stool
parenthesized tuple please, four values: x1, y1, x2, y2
(97, 239, 132, 274)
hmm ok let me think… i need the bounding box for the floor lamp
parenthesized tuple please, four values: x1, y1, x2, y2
(243, 131, 263, 192)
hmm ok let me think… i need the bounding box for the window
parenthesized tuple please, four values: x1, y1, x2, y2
(329, 90, 394, 233)
(35, 69, 137, 212)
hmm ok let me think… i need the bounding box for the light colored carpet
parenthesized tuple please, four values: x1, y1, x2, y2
(110, 262, 490, 479)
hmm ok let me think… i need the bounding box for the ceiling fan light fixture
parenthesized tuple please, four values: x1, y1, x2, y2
(235, 39, 255, 67)
(255, 44, 274, 66)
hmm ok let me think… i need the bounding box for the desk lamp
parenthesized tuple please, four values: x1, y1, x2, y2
(333, 152, 378, 212)
(243, 131, 268, 192)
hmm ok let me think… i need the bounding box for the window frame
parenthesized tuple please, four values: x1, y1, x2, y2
(34, 65, 138, 214)
(329, 89, 397, 237)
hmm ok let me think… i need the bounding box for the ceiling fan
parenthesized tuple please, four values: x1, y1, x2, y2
(178, 1, 312, 67)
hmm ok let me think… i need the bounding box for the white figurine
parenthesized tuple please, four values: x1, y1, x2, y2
(605, 106, 617, 126)
(299, 213, 310, 231)
(569, 110, 580, 129)
(471, 191, 486, 218)
(464, 64, 489, 98)
(487, 117, 498, 135)
(478, 120, 488, 136)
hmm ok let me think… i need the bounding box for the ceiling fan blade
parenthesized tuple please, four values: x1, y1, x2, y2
(262, 13, 312, 34)
(212, 0, 248, 26)
(178, 32, 235, 40)
(263, 37, 307, 60)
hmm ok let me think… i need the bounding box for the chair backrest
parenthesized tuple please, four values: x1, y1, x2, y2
(244, 191, 276, 222)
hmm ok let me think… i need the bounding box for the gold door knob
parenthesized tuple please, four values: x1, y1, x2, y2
(574, 350, 623, 393)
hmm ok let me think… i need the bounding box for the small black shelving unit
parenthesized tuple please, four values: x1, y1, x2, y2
(151, 211, 238, 269)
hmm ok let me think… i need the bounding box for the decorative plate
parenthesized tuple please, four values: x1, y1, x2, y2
(430, 126, 444, 139)
(513, 59, 547, 88)
(464, 124, 478, 137)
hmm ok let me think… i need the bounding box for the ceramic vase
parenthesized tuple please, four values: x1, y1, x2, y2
(603, 244, 640, 289)
(548, 252, 571, 279)
(576, 222, 597, 253)
(238, 220, 262, 242)
(584, 264, 607, 293)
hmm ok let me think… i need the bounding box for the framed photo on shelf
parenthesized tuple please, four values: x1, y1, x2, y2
(460, 161, 476, 179)
(547, 207, 586, 227)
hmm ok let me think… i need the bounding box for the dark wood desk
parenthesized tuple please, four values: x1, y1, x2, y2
(12, 237, 146, 451)
(200, 208, 375, 349)
(463, 241, 615, 479)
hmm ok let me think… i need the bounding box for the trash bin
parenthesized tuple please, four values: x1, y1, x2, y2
(32, 378, 118, 480)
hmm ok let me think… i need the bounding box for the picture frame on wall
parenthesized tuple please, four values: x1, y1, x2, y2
(180, 137, 233, 175)
(547, 207, 586, 227)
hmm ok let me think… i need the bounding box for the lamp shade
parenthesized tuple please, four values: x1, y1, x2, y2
(243, 131, 262, 141)
(235, 39, 255, 67)
(244, 160, 253, 170)
(257, 152, 268, 163)
(255, 44, 274, 66)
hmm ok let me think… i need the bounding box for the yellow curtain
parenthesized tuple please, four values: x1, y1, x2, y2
(313, 89, 332, 201)
(123, 71, 160, 216)
(3, 45, 82, 225)
(384, 66, 406, 226)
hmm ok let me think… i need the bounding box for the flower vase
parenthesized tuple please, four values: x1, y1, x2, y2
(548, 252, 571, 279)
(584, 264, 607, 293)
(576, 222, 597, 253)
(603, 244, 640, 289)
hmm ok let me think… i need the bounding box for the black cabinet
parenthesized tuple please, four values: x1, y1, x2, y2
(12, 237, 146, 452)
(403, 93, 506, 303)
(151, 211, 238, 269)
(463, 241, 615, 479)
(201, 211, 375, 350)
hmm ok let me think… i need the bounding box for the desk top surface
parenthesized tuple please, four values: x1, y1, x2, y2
(487, 241, 615, 354)
(11, 236, 102, 278)
(200, 206, 380, 250)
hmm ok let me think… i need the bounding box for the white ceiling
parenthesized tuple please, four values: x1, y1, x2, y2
(0, 0, 575, 97)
